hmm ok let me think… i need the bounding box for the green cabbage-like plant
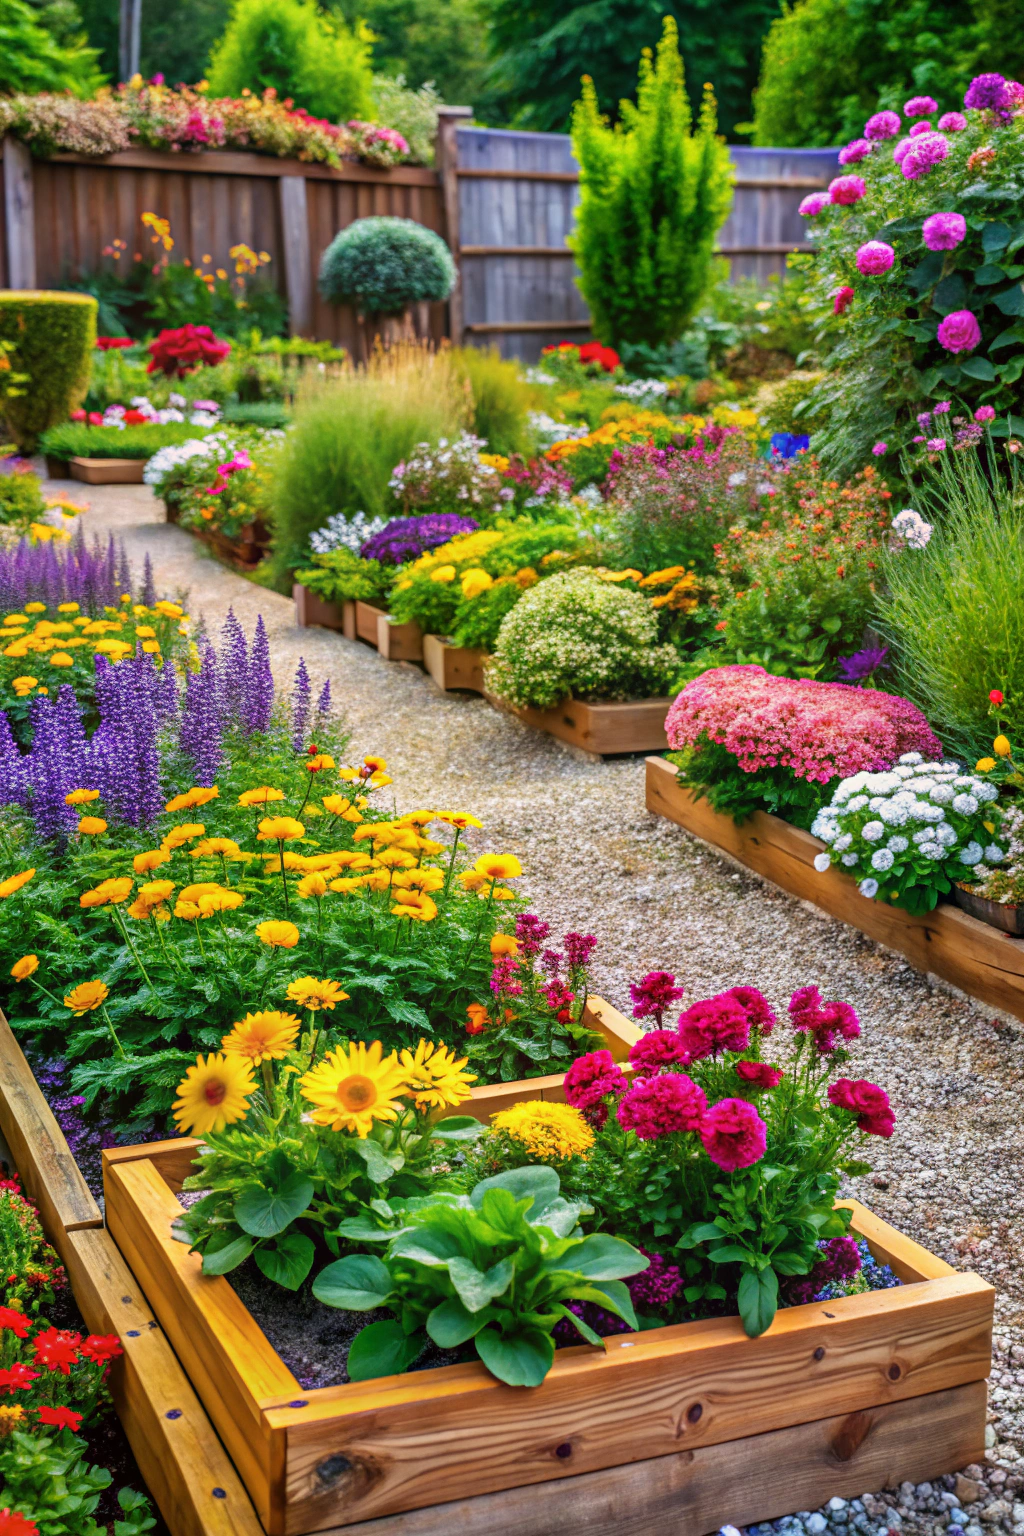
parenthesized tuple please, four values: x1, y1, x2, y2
(318, 217, 456, 318)
(313, 1166, 647, 1386)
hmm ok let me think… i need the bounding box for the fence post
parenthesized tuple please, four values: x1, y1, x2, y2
(3, 137, 36, 290)
(435, 107, 473, 347)
(278, 174, 313, 339)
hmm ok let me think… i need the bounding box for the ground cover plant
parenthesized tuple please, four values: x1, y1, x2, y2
(39, 420, 216, 462)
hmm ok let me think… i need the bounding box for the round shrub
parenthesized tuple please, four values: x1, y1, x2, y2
(0, 291, 96, 451)
(486, 568, 680, 711)
(318, 218, 456, 316)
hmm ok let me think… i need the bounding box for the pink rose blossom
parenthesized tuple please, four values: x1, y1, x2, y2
(699, 1098, 768, 1171)
(833, 285, 855, 314)
(908, 120, 933, 136)
(799, 193, 830, 217)
(617, 1073, 707, 1139)
(864, 110, 901, 140)
(829, 175, 866, 205)
(839, 139, 872, 165)
(855, 241, 895, 275)
(905, 95, 938, 117)
(922, 211, 966, 251)
(937, 309, 981, 353)
(938, 112, 967, 131)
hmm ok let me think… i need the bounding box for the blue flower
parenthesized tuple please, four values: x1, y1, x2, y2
(769, 432, 810, 460)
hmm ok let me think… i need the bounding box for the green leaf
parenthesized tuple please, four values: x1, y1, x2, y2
(571, 1279, 639, 1330)
(253, 1232, 315, 1291)
(234, 1173, 314, 1239)
(553, 1304, 605, 1348)
(346, 1320, 424, 1381)
(334, 1214, 397, 1242)
(974, 264, 1008, 286)
(389, 1227, 466, 1266)
(998, 354, 1024, 385)
(447, 1254, 514, 1312)
(737, 1268, 779, 1338)
(960, 356, 996, 381)
(771, 1250, 811, 1276)
(561, 1234, 648, 1282)
(384, 997, 432, 1032)
(351, 1137, 400, 1184)
(470, 1165, 561, 1219)
(200, 1234, 253, 1275)
(707, 1244, 755, 1265)
(426, 1297, 497, 1347)
(820, 615, 842, 634)
(983, 221, 1012, 252)
(906, 251, 944, 293)
(988, 323, 1024, 350)
(682, 1220, 728, 1245)
(313, 1253, 394, 1310)
(431, 1116, 485, 1142)
(994, 284, 1024, 316)
(475, 1326, 555, 1387)
(931, 273, 968, 315)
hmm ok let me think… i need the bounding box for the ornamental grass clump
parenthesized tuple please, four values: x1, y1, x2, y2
(487, 569, 680, 711)
(811, 752, 1005, 913)
(666, 664, 943, 827)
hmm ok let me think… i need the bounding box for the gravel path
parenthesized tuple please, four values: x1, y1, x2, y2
(46, 481, 1024, 1532)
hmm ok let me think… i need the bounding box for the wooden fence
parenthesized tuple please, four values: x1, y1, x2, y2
(2, 122, 839, 357)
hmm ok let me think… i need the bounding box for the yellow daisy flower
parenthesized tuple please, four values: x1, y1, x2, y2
(221, 1011, 301, 1065)
(173, 1052, 256, 1136)
(300, 1040, 410, 1136)
(285, 976, 349, 1012)
(398, 1039, 475, 1110)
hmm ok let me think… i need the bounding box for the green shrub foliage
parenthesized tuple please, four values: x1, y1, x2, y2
(318, 217, 456, 316)
(0, 291, 96, 452)
(569, 17, 734, 350)
(0, 0, 103, 95)
(206, 0, 373, 123)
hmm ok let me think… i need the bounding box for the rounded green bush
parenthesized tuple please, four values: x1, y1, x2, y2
(318, 218, 456, 317)
(486, 568, 680, 710)
(0, 291, 96, 452)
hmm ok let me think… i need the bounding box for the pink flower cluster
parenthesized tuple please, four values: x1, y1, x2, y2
(788, 985, 861, 1053)
(828, 1077, 895, 1137)
(630, 969, 686, 1027)
(665, 665, 942, 784)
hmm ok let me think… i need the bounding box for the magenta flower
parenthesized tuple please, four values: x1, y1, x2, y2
(864, 109, 901, 140)
(629, 1030, 690, 1075)
(904, 95, 938, 117)
(872, 441, 887, 455)
(828, 1078, 895, 1137)
(833, 285, 855, 314)
(563, 1050, 627, 1115)
(734, 1060, 784, 1090)
(937, 309, 981, 354)
(933, 400, 950, 413)
(908, 120, 934, 136)
(799, 193, 830, 217)
(855, 241, 895, 275)
(838, 139, 871, 165)
(699, 1098, 767, 1172)
(926, 438, 947, 451)
(629, 969, 685, 1027)
(677, 995, 751, 1060)
(902, 132, 949, 179)
(829, 175, 866, 206)
(964, 73, 1011, 115)
(617, 1073, 707, 1140)
(788, 986, 861, 1054)
(922, 211, 966, 251)
(723, 986, 777, 1035)
(938, 111, 968, 131)
(976, 405, 996, 422)
(893, 136, 914, 163)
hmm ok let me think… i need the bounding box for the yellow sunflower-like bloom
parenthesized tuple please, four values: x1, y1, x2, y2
(976, 757, 997, 773)
(77, 816, 107, 836)
(286, 975, 349, 1012)
(256, 920, 300, 948)
(399, 1039, 475, 1111)
(198, 890, 246, 915)
(221, 1011, 301, 1065)
(79, 877, 133, 909)
(300, 1040, 410, 1136)
(65, 788, 99, 806)
(238, 786, 285, 807)
(133, 849, 170, 875)
(435, 811, 483, 831)
(137, 879, 175, 906)
(10, 955, 38, 981)
(492, 1101, 595, 1162)
(191, 838, 241, 858)
(64, 979, 109, 1015)
(306, 754, 335, 773)
(161, 823, 206, 852)
(473, 853, 523, 881)
(173, 1052, 256, 1136)
(0, 869, 35, 899)
(391, 890, 438, 922)
(166, 786, 219, 812)
(258, 816, 305, 842)
(376, 847, 417, 870)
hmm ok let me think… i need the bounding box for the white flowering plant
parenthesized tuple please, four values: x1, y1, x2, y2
(389, 434, 515, 524)
(144, 428, 285, 540)
(308, 512, 388, 556)
(811, 752, 1005, 914)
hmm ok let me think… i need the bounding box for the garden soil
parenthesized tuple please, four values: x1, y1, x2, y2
(49, 479, 1024, 1511)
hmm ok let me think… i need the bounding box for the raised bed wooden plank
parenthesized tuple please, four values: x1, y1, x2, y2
(309, 1379, 986, 1536)
(354, 601, 385, 646)
(0, 1010, 101, 1234)
(488, 694, 671, 755)
(645, 755, 1024, 1024)
(421, 634, 488, 693)
(376, 612, 423, 663)
(293, 585, 355, 638)
(69, 456, 146, 484)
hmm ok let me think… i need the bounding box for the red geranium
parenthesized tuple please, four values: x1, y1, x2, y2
(0, 1363, 39, 1393)
(36, 1403, 83, 1431)
(32, 1327, 81, 1375)
(78, 1333, 122, 1365)
(0, 1308, 30, 1339)
(0, 1509, 40, 1535)
(147, 324, 231, 377)
(578, 340, 620, 372)
(95, 336, 134, 350)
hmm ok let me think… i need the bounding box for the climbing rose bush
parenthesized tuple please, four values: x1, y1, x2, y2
(803, 72, 1024, 471)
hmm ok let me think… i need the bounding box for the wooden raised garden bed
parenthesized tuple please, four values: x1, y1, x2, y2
(293, 585, 356, 640)
(646, 753, 1024, 1025)
(487, 694, 672, 756)
(352, 601, 423, 662)
(422, 634, 489, 694)
(69, 456, 146, 485)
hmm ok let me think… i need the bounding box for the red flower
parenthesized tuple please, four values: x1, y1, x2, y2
(147, 324, 231, 378)
(95, 336, 134, 351)
(70, 409, 87, 422)
(788, 986, 860, 1053)
(677, 995, 751, 1060)
(833, 285, 855, 315)
(617, 1073, 707, 1139)
(699, 1097, 767, 1171)
(79, 1333, 122, 1365)
(0, 1308, 30, 1339)
(122, 409, 149, 425)
(0, 1509, 40, 1535)
(722, 986, 777, 1035)
(36, 1404, 83, 1431)
(465, 1003, 489, 1035)
(32, 1328, 82, 1375)
(735, 1060, 784, 1089)
(578, 340, 620, 372)
(990, 689, 1005, 705)
(0, 1363, 39, 1393)
(828, 1078, 895, 1137)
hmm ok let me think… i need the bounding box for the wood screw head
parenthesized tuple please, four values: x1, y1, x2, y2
(687, 1403, 703, 1424)
(555, 1442, 572, 1459)
(813, 1346, 825, 1361)
(888, 1362, 901, 1380)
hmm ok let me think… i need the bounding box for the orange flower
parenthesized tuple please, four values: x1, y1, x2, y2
(133, 849, 170, 874)
(490, 933, 518, 957)
(77, 816, 107, 836)
(238, 786, 284, 808)
(465, 1003, 490, 1035)
(166, 786, 219, 812)
(256, 920, 300, 948)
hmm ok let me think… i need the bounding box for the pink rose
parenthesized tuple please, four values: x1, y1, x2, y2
(833, 285, 855, 314)
(699, 1098, 767, 1171)
(829, 175, 866, 206)
(937, 309, 981, 353)
(856, 241, 895, 275)
(799, 193, 830, 217)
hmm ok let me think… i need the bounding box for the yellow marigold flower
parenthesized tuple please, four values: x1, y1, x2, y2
(79, 877, 133, 908)
(330, 876, 369, 893)
(154, 601, 183, 618)
(135, 624, 156, 638)
(256, 919, 300, 948)
(300, 1040, 410, 1136)
(173, 1052, 256, 1136)
(296, 873, 328, 899)
(976, 757, 997, 773)
(392, 867, 445, 892)
(391, 889, 438, 922)
(363, 870, 395, 892)
(376, 847, 417, 870)
(399, 1039, 475, 1110)
(492, 1101, 595, 1162)
(491, 886, 517, 900)
(473, 853, 522, 881)
(198, 890, 246, 915)
(178, 882, 224, 904)
(0, 1404, 26, 1436)
(460, 568, 493, 600)
(49, 652, 74, 667)
(12, 675, 38, 692)
(173, 899, 204, 920)
(994, 735, 1012, 757)
(138, 879, 175, 906)
(142, 640, 161, 654)
(286, 975, 349, 1011)
(490, 933, 518, 957)
(238, 786, 284, 807)
(258, 816, 305, 842)
(64, 979, 109, 1015)
(306, 754, 335, 773)
(161, 822, 205, 851)
(430, 564, 458, 584)
(458, 869, 488, 892)
(221, 1010, 301, 1065)
(191, 838, 241, 858)
(166, 786, 219, 812)
(10, 954, 38, 981)
(263, 851, 308, 873)
(435, 811, 483, 830)
(133, 849, 170, 874)
(65, 788, 99, 806)
(16, 607, 39, 617)
(77, 816, 107, 835)
(368, 772, 393, 788)
(321, 794, 351, 815)
(127, 898, 155, 920)
(639, 566, 689, 587)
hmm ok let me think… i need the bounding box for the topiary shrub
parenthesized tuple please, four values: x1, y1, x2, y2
(0, 291, 96, 451)
(486, 568, 680, 710)
(318, 218, 456, 318)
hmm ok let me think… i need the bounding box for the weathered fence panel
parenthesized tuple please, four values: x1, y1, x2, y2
(720, 146, 843, 283)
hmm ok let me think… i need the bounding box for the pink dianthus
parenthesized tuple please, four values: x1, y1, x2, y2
(699, 1098, 767, 1171)
(617, 1073, 707, 1140)
(563, 1050, 627, 1115)
(908, 119, 933, 136)
(905, 95, 938, 117)
(735, 1060, 784, 1090)
(828, 1077, 895, 1137)
(788, 985, 861, 1053)
(799, 193, 830, 217)
(937, 309, 981, 354)
(829, 175, 866, 206)
(864, 110, 901, 140)
(855, 241, 895, 275)
(976, 405, 996, 422)
(838, 139, 871, 165)
(833, 285, 855, 314)
(629, 1030, 690, 1075)
(938, 112, 967, 131)
(677, 995, 751, 1059)
(922, 211, 966, 251)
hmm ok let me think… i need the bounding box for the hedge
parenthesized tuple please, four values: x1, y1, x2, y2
(0, 291, 96, 452)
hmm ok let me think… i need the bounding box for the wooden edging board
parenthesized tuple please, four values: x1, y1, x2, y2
(69, 456, 146, 484)
(645, 754, 1024, 1025)
(486, 692, 672, 756)
(422, 634, 488, 694)
(293, 585, 355, 640)
(0, 1009, 263, 1536)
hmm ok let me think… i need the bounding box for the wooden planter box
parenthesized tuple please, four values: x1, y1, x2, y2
(422, 634, 488, 694)
(69, 455, 146, 485)
(646, 753, 1024, 1025)
(44, 454, 70, 478)
(487, 694, 672, 756)
(352, 601, 423, 662)
(293, 585, 355, 639)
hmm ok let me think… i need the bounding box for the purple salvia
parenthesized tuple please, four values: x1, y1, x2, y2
(316, 679, 332, 718)
(0, 710, 27, 807)
(291, 657, 311, 752)
(91, 657, 164, 823)
(142, 552, 156, 607)
(179, 644, 223, 785)
(153, 653, 178, 718)
(26, 688, 85, 844)
(116, 540, 132, 599)
(219, 609, 248, 726)
(242, 615, 274, 735)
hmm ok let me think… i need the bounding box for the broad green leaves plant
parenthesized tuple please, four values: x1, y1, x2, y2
(0, 1428, 155, 1536)
(313, 1166, 647, 1386)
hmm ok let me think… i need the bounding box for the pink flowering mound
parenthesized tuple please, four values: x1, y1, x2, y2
(629, 1030, 690, 1074)
(563, 1049, 627, 1116)
(699, 1098, 768, 1171)
(904, 95, 938, 117)
(855, 241, 895, 275)
(147, 324, 230, 378)
(922, 211, 966, 251)
(828, 1077, 895, 1137)
(665, 665, 942, 784)
(617, 1073, 708, 1139)
(829, 175, 866, 205)
(938, 309, 982, 354)
(735, 1059, 784, 1089)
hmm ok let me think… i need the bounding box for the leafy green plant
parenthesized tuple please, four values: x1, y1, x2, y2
(0, 1180, 65, 1313)
(0, 0, 103, 96)
(294, 547, 393, 607)
(39, 422, 215, 461)
(0, 293, 96, 454)
(451, 347, 534, 457)
(318, 218, 456, 318)
(313, 1166, 647, 1385)
(207, 0, 374, 122)
(0, 1429, 154, 1536)
(569, 17, 734, 350)
(0, 466, 48, 532)
(667, 743, 834, 829)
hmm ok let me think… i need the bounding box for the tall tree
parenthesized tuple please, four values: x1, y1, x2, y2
(0, 0, 103, 92)
(328, 0, 489, 107)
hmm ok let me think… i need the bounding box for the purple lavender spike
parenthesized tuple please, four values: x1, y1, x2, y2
(142, 553, 156, 607)
(116, 541, 132, 598)
(0, 710, 27, 806)
(242, 615, 273, 736)
(316, 679, 331, 718)
(180, 643, 223, 785)
(291, 658, 311, 753)
(219, 609, 248, 727)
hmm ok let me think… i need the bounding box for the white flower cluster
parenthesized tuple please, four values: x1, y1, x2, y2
(143, 432, 231, 486)
(527, 412, 590, 447)
(891, 508, 932, 549)
(615, 379, 669, 401)
(388, 433, 514, 508)
(524, 367, 558, 386)
(104, 395, 221, 429)
(810, 752, 1004, 902)
(309, 512, 388, 556)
